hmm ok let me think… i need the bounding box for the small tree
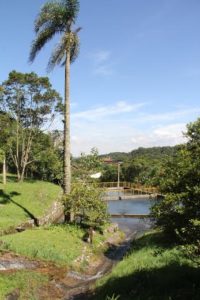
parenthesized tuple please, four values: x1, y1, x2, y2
(1, 71, 62, 181)
(64, 149, 108, 229)
(64, 181, 108, 228)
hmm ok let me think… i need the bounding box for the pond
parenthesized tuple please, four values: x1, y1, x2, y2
(108, 198, 153, 215)
(107, 194, 154, 236)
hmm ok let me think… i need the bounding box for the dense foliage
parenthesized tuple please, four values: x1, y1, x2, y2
(152, 118, 200, 250)
(101, 146, 177, 185)
(0, 71, 61, 181)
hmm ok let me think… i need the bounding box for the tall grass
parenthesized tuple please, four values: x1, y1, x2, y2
(91, 230, 200, 300)
(0, 270, 48, 299)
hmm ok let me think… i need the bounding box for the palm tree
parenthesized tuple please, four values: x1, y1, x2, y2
(29, 0, 81, 195)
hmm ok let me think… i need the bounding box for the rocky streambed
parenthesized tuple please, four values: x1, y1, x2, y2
(0, 219, 152, 300)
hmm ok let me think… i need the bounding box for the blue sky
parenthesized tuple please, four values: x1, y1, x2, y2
(1, 0, 200, 155)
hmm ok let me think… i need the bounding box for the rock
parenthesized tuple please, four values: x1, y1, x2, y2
(105, 223, 118, 234)
(15, 227, 25, 233)
(5, 288, 20, 300)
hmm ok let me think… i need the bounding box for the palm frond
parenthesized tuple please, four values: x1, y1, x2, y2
(62, 0, 80, 23)
(70, 33, 80, 63)
(47, 31, 80, 71)
(29, 26, 57, 63)
(30, 0, 80, 66)
(47, 35, 67, 72)
(35, 2, 65, 33)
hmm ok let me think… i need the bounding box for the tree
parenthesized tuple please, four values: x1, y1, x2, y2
(0, 112, 14, 184)
(64, 181, 108, 228)
(73, 148, 102, 181)
(27, 131, 63, 183)
(64, 149, 108, 227)
(29, 0, 81, 195)
(1, 71, 61, 181)
(152, 118, 200, 248)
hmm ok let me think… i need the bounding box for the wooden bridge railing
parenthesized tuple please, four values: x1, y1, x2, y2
(98, 182, 159, 194)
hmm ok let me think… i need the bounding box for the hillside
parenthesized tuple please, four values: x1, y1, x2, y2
(0, 176, 62, 232)
(101, 146, 178, 162)
(100, 146, 179, 184)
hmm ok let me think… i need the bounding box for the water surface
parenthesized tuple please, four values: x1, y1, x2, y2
(107, 195, 154, 236)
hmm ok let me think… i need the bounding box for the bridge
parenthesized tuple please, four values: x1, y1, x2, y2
(98, 182, 160, 218)
(111, 213, 150, 218)
(98, 182, 160, 201)
(99, 181, 158, 193)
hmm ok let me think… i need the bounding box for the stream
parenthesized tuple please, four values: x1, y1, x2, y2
(0, 194, 154, 299)
(60, 195, 154, 299)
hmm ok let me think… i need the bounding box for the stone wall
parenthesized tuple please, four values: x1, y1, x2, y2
(0, 193, 64, 236)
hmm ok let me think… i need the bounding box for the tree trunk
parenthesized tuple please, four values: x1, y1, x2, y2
(20, 167, 25, 182)
(63, 49, 73, 222)
(64, 50, 71, 195)
(3, 156, 6, 185)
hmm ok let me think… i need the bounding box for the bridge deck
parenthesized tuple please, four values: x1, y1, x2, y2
(103, 194, 154, 201)
(111, 214, 150, 218)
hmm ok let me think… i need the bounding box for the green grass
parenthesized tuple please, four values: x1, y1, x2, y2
(91, 231, 200, 300)
(0, 225, 86, 265)
(0, 176, 61, 231)
(0, 270, 48, 300)
(0, 224, 118, 266)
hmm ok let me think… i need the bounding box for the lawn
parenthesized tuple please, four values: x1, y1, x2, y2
(0, 225, 108, 266)
(90, 230, 200, 300)
(0, 270, 48, 300)
(0, 176, 62, 232)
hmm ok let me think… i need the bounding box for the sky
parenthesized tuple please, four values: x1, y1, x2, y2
(1, 0, 200, 156)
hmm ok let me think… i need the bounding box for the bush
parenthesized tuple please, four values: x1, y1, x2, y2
(63, 181, 109, 228)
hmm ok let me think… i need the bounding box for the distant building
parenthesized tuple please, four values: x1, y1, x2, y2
(102, 157, 114, 164)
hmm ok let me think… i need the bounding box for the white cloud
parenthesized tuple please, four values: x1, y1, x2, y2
(72, 101, 145, 121)
(135, 107, 200, 123)
(89, 50, 114, 77)
(71, 123, 187, 156)
(92, 50, 111, 64)
(94, 65, 113, 76)
(49, 101, 199, 156)
(153, 123, 186, 139)
(71, 102, 78, 108)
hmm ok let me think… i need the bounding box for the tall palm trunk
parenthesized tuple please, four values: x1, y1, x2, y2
(64, 49, 71, 195)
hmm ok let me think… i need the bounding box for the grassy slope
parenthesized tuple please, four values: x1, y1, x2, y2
(91, 231, 200, 300)
(0, 225, 109, 266)
(0, 176, 61, 231)
(0, 271, 48, 300)
(0, 225, 85, 265)
(0, 224, 117, 298)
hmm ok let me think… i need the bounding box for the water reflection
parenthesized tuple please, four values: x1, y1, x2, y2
(108, 199, 153, 215)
